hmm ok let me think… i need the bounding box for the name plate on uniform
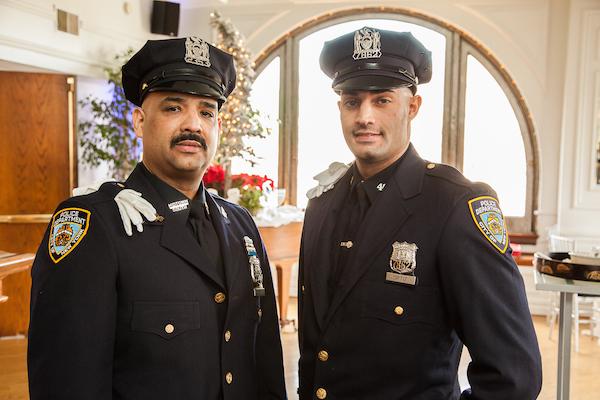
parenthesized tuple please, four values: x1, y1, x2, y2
(386, 272, 418, 286)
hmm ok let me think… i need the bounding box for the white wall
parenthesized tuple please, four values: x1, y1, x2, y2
(1, 0, 599, 252)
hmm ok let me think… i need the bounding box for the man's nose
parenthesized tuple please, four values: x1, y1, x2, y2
(181, 109, 202, 132)
(356, 102, 376, 126)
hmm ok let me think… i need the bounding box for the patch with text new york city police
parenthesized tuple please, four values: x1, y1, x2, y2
(468, 196, 508, 253)
(48, 208, 91, 263)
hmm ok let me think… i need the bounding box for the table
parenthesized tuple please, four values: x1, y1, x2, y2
(0, 251, 35, 303)
(257, 222, 302, 328)
(534, 269, 600, 400)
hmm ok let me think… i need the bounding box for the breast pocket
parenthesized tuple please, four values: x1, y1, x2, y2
(360, 281, 439, 326)
(131, 301, 200, 339)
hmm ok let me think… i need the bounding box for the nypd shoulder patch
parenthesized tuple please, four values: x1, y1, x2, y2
(468, 196, 508, 253)
(48, 207, 91, 263)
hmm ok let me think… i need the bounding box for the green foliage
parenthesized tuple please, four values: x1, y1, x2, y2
(239, 186, 264, 216)
(78, 48, 141, 181)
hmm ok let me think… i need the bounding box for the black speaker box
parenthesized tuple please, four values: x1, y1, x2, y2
(151, 1, 180, 36)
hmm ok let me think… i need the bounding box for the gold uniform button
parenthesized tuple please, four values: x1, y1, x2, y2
(225, 372, 233, 384)
(258, 309, 263, 317)
(427, 163, 435, 169)
(316, 388, 327, 399)
(214, 292, 226, 303)
(224, 330, 231, 342)
(394, 306, 404, 315)
(318, 350, 329, 362)
(164, 323, 174, 334)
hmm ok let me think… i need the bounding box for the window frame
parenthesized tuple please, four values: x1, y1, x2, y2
(253, 7, 539, 238)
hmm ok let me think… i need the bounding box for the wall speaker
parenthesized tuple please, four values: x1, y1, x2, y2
(151, 1, 180, 36)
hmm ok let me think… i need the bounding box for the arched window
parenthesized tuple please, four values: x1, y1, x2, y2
(236, 8, 539, 237)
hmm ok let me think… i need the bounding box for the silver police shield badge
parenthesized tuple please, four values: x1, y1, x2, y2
(185, 37, 211, 67)
(353, 27, 382, 60)
(386, 241, 419, 286)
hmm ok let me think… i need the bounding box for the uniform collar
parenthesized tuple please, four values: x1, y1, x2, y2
(138, 162, 207, 224)
(351, 150, 406, 204)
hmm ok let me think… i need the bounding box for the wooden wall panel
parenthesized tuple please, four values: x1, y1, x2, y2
(0, 72, 74, 336)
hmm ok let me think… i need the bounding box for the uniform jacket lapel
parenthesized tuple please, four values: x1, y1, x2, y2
(325, 145, 426, 325)
(125, 166, 225, 287)
(305, 169, 353, 328)
(205, 193, 243, 291)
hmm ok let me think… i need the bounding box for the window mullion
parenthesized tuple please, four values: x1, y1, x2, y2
(442, 31, 464, 171)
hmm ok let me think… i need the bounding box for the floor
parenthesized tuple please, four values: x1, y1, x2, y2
(2, 300, 600, 400)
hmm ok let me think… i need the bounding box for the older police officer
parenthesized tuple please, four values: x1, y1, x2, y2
(297, 27, 542, 399)
(28, 37, 286, 400)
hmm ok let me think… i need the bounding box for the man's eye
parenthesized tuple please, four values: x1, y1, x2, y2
(201, 111, 214, 118)
(345, 101, 358, 107)
(166, 106, 181, 112)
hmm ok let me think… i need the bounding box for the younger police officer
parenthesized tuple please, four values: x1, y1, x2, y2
(28, 37, 287, 400)
(297, 27, 542, 399)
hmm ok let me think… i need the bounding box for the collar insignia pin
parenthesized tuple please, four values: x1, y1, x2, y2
(168, 199, 189, 212)
(386, 241, 419, 286)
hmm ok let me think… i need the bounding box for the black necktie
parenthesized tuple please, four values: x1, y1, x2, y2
(331, 181, 370, 296)
(188, 201, 225, 283)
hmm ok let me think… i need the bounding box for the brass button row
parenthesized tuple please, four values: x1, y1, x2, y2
(394, 306, 404, 315)
(224, 330, 231, 342)
(164, 323, 174, 334)
(225, 372, 233, 384)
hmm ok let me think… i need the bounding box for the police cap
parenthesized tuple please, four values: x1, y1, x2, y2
(122, 36, 236, 107)
(320, 27, 432, 94)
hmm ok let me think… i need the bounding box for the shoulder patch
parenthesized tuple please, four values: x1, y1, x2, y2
(48, 208, 91, 263)
(468, 196, 508, 253)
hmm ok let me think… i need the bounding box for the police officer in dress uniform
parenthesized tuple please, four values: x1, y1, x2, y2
(297, 27, 542, 399)
(28, 37, 287, 400)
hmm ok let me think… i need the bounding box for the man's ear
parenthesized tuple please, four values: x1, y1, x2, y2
(408, 95, 422, 122)
(132, 107, 145, 139)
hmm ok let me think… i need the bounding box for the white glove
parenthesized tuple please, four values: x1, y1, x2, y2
(73, 179, 113, 196)
(114, 189, 157, 236)
(306, 162, 350, 199)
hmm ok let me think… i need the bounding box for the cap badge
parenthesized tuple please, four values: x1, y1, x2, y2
(353, 27, 381, 60)
(386, 241, 419, 286)
(185, 36, 211, 67)
(243, 236, 265, 296)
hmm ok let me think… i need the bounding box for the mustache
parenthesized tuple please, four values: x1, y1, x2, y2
(170, 133, 207, 150)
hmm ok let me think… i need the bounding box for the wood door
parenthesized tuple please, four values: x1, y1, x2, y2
(0, 71, 76, 336)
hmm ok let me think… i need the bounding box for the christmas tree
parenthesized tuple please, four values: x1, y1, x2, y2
(210, 10, 270, 191)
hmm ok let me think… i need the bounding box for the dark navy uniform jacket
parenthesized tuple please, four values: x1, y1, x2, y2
(28, 164, 287, 400)
(298, 144, 542, 399)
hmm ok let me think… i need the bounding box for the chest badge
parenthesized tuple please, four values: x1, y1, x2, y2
(385, 241, 419, 286)
(243, 236, 265, 296)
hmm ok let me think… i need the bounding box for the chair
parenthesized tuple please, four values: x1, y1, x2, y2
(545, 226, 600, 351)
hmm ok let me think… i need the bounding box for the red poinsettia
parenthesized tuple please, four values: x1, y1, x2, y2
(203, 163, 225, 193)
(231, 173, 274, 191)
